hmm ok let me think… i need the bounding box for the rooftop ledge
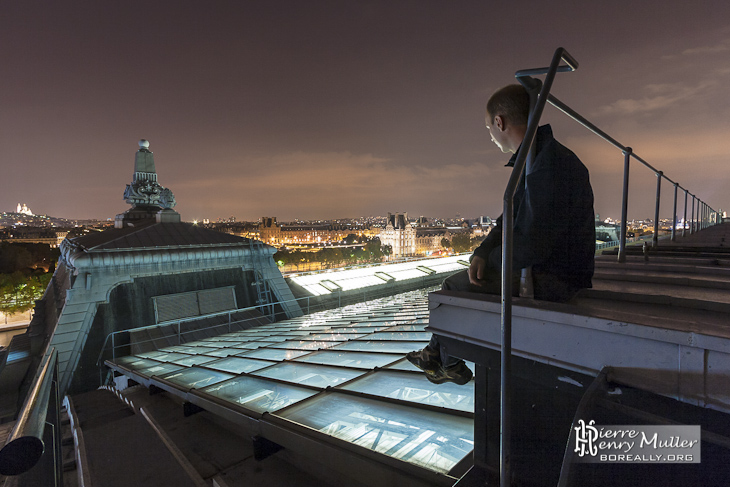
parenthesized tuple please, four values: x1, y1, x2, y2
(426, 289, 730, 414)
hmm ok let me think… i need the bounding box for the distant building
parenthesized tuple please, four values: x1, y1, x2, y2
(414, 227, 450, 256)
(257, 217, 363, 246)
(0, 229, 68, 248)
(379, 212, 416, 258)
(16, 203, 33, 216)
(259, 216, 282, 245)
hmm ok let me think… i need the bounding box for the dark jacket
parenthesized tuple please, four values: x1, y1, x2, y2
(473, 124, 595, 290)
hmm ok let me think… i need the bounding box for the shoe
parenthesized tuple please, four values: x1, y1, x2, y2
(426, 361, 473, 386)
(406, 346, 441, 374)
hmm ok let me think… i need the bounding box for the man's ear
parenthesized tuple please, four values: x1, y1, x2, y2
(494, 115, 504, 131)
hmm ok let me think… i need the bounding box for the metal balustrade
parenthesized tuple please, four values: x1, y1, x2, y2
(496, 47, 718, 487)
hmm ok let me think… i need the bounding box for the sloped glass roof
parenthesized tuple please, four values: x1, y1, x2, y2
(107, 288, 475, 476)
(289, 255, 469, 295)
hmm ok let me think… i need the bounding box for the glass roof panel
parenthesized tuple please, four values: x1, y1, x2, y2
(363, 331, 433, 341)
(188, 341, 228, 349)
(306, 332, 367, 341)
(136, 362, 186, 378)
(149, 352, 194, 362)
(237, 348, 311, 361)
(114, 355, 156, 366)
(168, 346, 220, 355)
(227, 331, 277, 337)
(292, 350, 403, 369)
(136, 350, 171, 359)
(204, 356, 276, 374)
(202, 348, 241, 358)
(277, 392, 473, 474)
(161, 367, 235, 389)
(267, 340, 342, 351)
(114, 357, 162, 370)
(202, 376, 318, 413)
(332, 341, 426, 354)
(272, 330, 315, 337)
(386, 324, 428, 332)
(339, 369, 474, 413)
(170, 355, 219, 367)
(252, 362, 366, 388)
(326, 326, 393, 333)
(232, 341, 281, 350)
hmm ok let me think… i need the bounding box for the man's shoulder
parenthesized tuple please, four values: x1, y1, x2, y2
(535, 125, 585, 170)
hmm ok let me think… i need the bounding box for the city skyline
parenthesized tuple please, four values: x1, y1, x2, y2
(2, 2, 728, 222)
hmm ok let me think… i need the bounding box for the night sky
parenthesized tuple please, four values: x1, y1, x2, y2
(2, 1, 728, 222)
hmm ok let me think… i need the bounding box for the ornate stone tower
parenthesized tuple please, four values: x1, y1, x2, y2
(115, 139, 181, 228)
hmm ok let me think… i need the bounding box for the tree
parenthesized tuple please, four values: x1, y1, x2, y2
(344, 234, 358, 245)
(441, 238, 451, 250)
(451, 234, 472, 253)
(365, 238, 384, 260)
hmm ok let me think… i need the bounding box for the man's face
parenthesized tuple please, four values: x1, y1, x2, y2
(485, 112, 508, 153)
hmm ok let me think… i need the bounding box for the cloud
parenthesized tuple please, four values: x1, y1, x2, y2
(594, 80, 717, 116)
(680, 39, 730, 56)
(661, 38, 730, 59)
(173, 151, 502, 219)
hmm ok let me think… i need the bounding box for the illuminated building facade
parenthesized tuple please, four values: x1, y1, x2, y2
(16, 203, 33, 216)
(379, 212, 416, 257)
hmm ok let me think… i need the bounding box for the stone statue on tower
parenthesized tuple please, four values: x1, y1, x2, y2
(115, 139, 181, 228)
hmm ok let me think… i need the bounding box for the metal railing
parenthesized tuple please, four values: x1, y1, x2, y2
(0, 347, 62, 486)
(95, 279, 441, 379)
(95, 296, 317, 369)
(498, 47, 717, 487)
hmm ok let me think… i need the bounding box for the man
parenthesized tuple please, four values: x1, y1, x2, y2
(406, 84, 595, 385)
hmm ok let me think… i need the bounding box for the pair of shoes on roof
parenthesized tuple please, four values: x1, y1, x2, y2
(405, 346, 473, 386)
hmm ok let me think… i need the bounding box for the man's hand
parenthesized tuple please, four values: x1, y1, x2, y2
(468, 255, 487, 286)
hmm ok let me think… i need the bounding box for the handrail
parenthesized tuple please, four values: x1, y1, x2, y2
(546, 92, 717, 257)
(500, 46, 578, 487)
(95, 294, 315, 368)
(0, 348, 58, 476)
(497, 47, 718, 487)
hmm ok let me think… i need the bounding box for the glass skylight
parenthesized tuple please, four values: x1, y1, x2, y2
(289, 255, 468, 294)
(107, 288, 475, 477)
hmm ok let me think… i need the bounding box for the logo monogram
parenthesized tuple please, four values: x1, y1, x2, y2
(574, 419, 599, 457)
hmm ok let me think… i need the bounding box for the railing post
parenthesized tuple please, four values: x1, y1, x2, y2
(683, 190, 688, 237)
(690, 195, 696, 234)
(112, 333, 116, 362)
(178, 321, 181, 345)
(618, 148, 632, 263)
(700, 203, 704, 230)
(653, 171, 662, 248)
(695, 197, 700, 232)
(671, 182, 678, 241)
